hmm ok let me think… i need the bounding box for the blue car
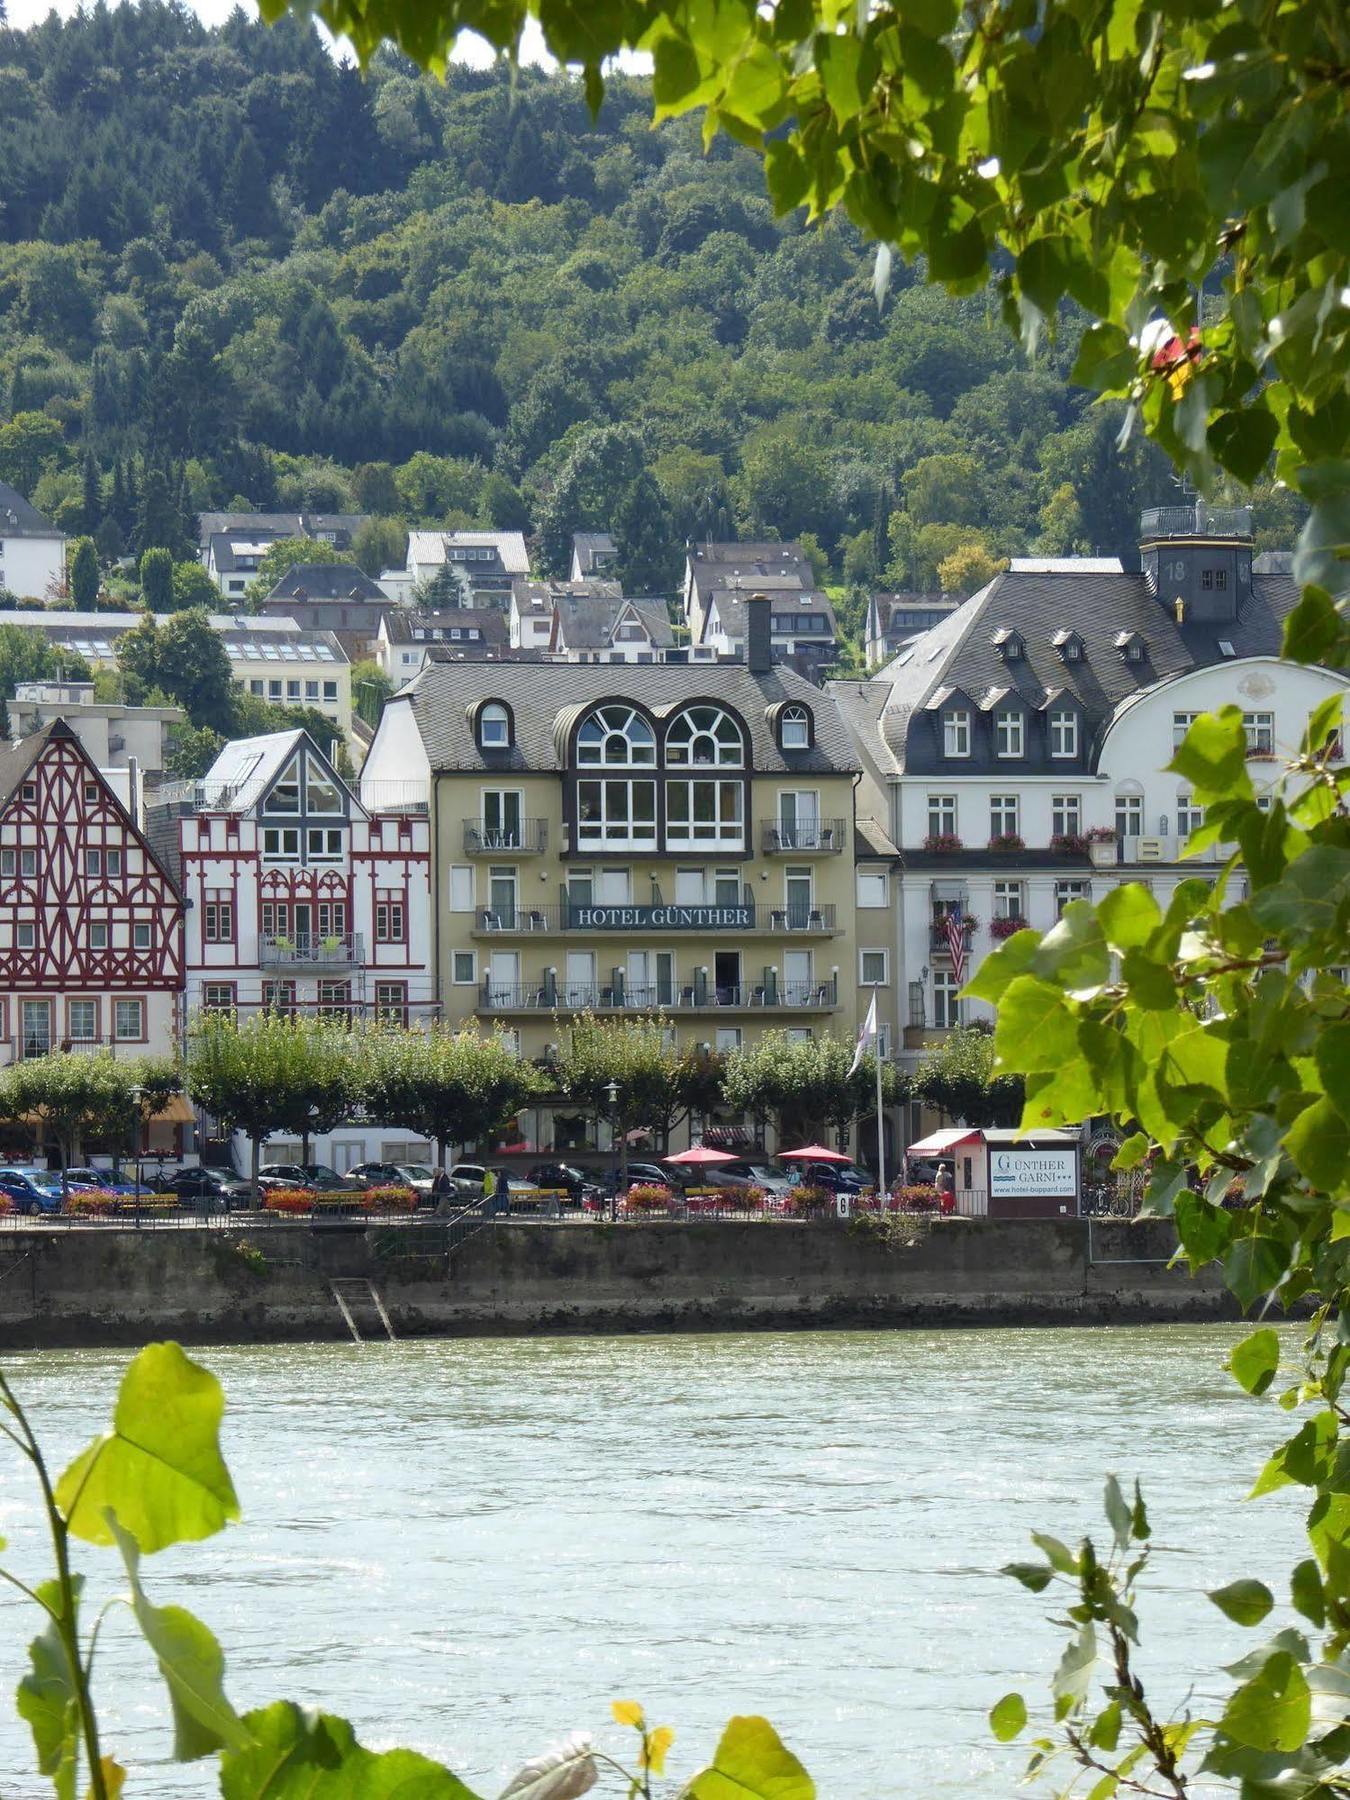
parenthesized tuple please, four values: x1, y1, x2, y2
(0, 1168, 69, 1215)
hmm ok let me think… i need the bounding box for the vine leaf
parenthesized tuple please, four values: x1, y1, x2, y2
(1208, 1579, 1275, 1628)
(683, 1715, 816, 1799)
(219, 1701, 481, 1798)
(498, 1731, 598, 1799)
(108, 1513, 252, 1760)
(55, 1342, 239, 1552)
(15, 1575, 82, 1800)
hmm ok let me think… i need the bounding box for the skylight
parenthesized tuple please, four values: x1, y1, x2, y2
(1218, 640, 1236, 656)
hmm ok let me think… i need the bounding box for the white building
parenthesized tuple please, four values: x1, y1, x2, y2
(8, 680, 184, 785)
(406, 530, 530, 601)
(0, 481, 65, 602)
(375, 607, 509, 684)
(198, 513, 369, 600)
(833, 505, 1349, 1078)
(158, 730, 435, 1172)
(682, 542, 840, 679)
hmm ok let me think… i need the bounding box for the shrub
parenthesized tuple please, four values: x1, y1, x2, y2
(356, 1185, 418, 1214)
(261, 1188, 315, 1214)
(891, 1184, 941, 1212)
(64, 1188, 177, 1216)
(620, 1183, 674, 1214)
(264, 1185, 418, 1215)
(1085, 826, 1117, 842)
(784, 1184, 832, 1215)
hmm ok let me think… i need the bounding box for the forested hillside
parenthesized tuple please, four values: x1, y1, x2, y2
(0, 2, 1293, 599)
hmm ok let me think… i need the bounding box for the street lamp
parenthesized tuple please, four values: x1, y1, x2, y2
(605, 1078, 620, 1220)
(129, 1084, 145, 1228)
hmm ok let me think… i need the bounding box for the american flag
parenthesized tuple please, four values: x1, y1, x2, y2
(943, 909, 967, 984)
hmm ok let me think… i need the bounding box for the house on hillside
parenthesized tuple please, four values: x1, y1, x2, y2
(0, 480, 65, 603)
(405, 530, 530, 604)
(259, 563, 391, 661)
(199, 512, 369, 601)
(549, 587, 675, 663)
(570, 531, 617, 581)
(682, 540, 840, 680)
(375, 607, 509, 684)
(865, 592, 962, 666)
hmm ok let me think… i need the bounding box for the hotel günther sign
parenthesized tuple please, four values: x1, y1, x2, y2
(569, 904, 754, 931)
(989, 1148, 1078, 1198)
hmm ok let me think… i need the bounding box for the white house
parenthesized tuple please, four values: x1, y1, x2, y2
(0, 481, 65, 602)
(162, 730, 435, 1172)
(832, 504, 1349, 1079)
(570, 531, 618, 581)
(406, 530, 530, 601)
(375, 607, 509, 684)
(198, 513, 369, 600)
(7, 679, 184, 784)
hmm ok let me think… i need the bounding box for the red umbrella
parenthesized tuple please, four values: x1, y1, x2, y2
(777, 1144, 852, 1163)
(663, 1144, 738, 1165)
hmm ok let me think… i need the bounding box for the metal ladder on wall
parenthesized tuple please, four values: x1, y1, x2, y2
(329, 1278, 396, 1344)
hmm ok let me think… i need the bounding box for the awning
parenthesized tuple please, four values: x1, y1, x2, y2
(905, 1128, 982, 1157)
(151, 1096, 195, 1125)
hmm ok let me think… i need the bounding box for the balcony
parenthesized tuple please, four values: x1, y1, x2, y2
(471, 903, 838, 936)
(759, 818, 847, 854)
(929, 921, 975, 958)
(476, 978, 838, 1014)
(463, 819, 548, 855)
(259, 933, 363, 968)
(1139, 504, 1252, 539)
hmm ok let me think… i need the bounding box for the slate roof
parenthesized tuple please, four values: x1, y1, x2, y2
(383, 607, 508, 647)
(685, 541, 810, 612)
(198, 512, 368, 548)
(407, 530, 530, 574)
(0, 481, 62, 540)
(704, 587, 839, 645)
(572, 531, 616, 574)
(402, 659, 860, 775)
(863, 563, 1301, 774)
(0, 726, 49, 809)
(265, 564, 385, 602)
(553, 588, 675, 651)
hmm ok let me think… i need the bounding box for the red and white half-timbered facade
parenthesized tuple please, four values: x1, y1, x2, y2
(171, 730, 433, 1169)
(0, 721, 183, 1064)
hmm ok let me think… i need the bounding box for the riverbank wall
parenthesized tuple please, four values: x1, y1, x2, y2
(0, 1216, 1246, 1348)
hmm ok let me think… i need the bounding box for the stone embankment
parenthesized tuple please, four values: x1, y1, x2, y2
(0, 1215, 1242, 1348)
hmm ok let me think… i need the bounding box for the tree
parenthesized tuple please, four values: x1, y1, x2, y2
(721, 1030, 899, 1154)
(910, 1024, 1023, 1127)
(117, 608, 235, 734)
(904, 454, 983, 529)
(0, 412, 66, 499)
(0, 625, 89, 734)
(351, 659, 393, 728)
(479, 471, 532, 533)
(80, 452, 102, 534)
(243, 537, 348, 607)
(138, 547, 173, 614)
(0, 1052, 135, 1195)
(68, 537, 99, 610)
(936, 543, 1001, 598)
(350, 517, 406, 579)
(171, 561, 220, 611)
(551, 1014, 691, 1185)
(611, 470, 676, 599)
(134, 468, 189, 559)
(358, 1025, 539, 1171)
(165, 723, 225, 779)
(1036, 483, 1085, 557)
(351, 462, 400, 515)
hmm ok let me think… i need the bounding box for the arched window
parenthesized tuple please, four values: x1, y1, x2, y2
(779, 704, 812, 751)
(666, 705, 744, 768)
(478, 702, 512, 749)
(576, 705, 656, 767)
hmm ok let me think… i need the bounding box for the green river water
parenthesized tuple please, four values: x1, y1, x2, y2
(0, 1325, 1304, 1797)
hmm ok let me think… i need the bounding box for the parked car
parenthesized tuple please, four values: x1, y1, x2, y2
(0, 1168, 68, 1215)
(447, 1163, 488, 1198)
(786, 1161, 867, 1194)
(722, 1160, 795, 1197)
(346, 1162, 437, 1202)
(616, 1161, 681, 1192)
(64, 1167, 156, 1197)
(153, 1167, 252, 1207)
(527, 1161, 591, 1203)
(257, 1163, 358, 1193)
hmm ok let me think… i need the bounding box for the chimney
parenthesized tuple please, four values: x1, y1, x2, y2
(746, 590, 772, 674)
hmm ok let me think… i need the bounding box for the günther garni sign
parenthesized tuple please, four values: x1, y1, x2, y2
(989, 1148, 1078, 1198)
(569, 904, 754, 930)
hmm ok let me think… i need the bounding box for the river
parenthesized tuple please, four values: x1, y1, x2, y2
(0, 1325, 1303, 1797)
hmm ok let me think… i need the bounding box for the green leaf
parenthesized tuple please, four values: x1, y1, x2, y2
(962, 927, 1040, 1004)
(1002, 1561, 1053, 1592)
(1282, 585, 1345, 663)
(1051, 1623, 1096, 1711)
(1030, 900, 1109, 992)
(1097, 884, 1162, 952)
(684, 1715, 815, 1800)
(219, 1701, 481, 1798)
(1290, 1560, 1325, 1628)
(56, 1342, 239, 1553)
(1031, 1531, 1079, 1575)
(109, 1515, 251, 1760)
(1209, 1579, 1275, 1627)
(1315, 1024, 1350, 1124)
(1284, 1096, 1350, 1193)
(1208, 408, 1279, 484)
(1089, 1700, 1122, 1753)
(1252, 848, 1350, 940)
(1169, 711, 1253, 802)
(1174, 1190, 1233, 1269)
(1220, 1653, 1311, 1753)
(1111, 1135, 1150, 1171)
(1229, 1327, 1280, 1397)
(1224, 1235, 1287, 1309)
(993, 976, 1080, 1072)
(16, 1577, 82, 1800)
(989, 1693, 1026, 1742)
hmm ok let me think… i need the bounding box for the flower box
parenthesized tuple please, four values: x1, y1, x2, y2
(987, 833, 1025, 852)
(989, 915, 1026, 940)
(783, 1184, 832, 1216)
(1050, 833, 1088, 855)
(619, 1184, 674, 1215)
(922, 833, 964, 854)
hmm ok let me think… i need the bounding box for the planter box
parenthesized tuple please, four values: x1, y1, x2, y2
(1089, 841, 1117, 868)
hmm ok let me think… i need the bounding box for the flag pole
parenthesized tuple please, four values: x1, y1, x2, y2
(875, 1013, 887, 1202)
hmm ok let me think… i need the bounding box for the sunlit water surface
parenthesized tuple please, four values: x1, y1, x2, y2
(0, 1326, 1302, 1797)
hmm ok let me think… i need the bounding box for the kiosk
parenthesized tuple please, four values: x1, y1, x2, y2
(906, 1127, 1081, 1220)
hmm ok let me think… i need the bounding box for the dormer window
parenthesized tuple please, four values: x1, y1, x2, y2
(1048, 707, 1079, 759)
(991, 627, 1024, 661)
(1115, 630, 1147, 664)
(994, 707, 1024, 758)
(1052, 630, 1085, 663)
(778, 704, 812, 751)
(479, 701, 512, 749)
(943, 709, 971, 758)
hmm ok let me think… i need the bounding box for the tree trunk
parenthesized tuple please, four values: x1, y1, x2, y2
(301, 1129, 310, 1166)
(250, 1133, 261, 1204)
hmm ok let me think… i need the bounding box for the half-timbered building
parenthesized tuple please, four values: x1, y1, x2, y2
(0, 720, 184, 1065)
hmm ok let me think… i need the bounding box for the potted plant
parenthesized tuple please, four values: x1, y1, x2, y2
(784, 1183, 832, 1217)
(987, 832, 1025, 852)
(990, 915, 1026, 940)
(1086, 826, 1118, 867)
(320, 934, 343, 956)
(922, 832, 964, 854)
(1050, 832, 1088, 856)
(619, 1183, 674, 1216)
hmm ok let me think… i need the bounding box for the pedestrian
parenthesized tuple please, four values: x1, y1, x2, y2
(495, 1167, 511, 1214)
(431, 1166, 452, 1215)
(482, 1166, 497, 1210)
(935, 1162, 955, 1213)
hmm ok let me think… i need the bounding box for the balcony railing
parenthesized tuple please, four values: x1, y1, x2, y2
(472, 903, 838, 935)
(476, 978, 839, 1013)
(359, 781, 430, 814)
(259, 933, 363, 967)
(759, 818, 847, 854)
(463, 819, 548, 855)
(929, 921, 975, 956)
(1139, 503, 1252, 539)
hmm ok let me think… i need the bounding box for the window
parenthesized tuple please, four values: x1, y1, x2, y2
(262, 827, 300, 860)
(0, 851, 11, 876)
(85, 849, 102, 876)
(318, 980, 351, 1019)
(305, 681, 319, 700)
(993, 880, 1024, 920)
(481, 790, 523, 848)
(375, 900, 406, 943)
(942, 709, 971, 758)
(286, 679, 301, 700)
(249, 680, 264, 696)
(933, 971, 961, 1029)
(20, 849, 35, 877)
(1200, 568, 1228, 591)
(994, 708, 1024, 757)
(204, 900, 234, 943)
(1173, 711, 1199, 748)
(857, 871, 888, 908)
(114, 1000, 144, 1040)
(16, 921, 35, 948)
(577, 778, 658, 848)
(715, 1027, 743, 1052)
(576, 705, 654, 766)
(307, 774, 341, 814)
(374, 982, 408, 1026)
(452, 950, 476, 984)
(666, 780, 744, 847)
(1051, 794, 1081, 838)
(307, 828, 344, 861)
(927, 795, 957, 838)
(1049, 708, 1078, 758)
(262, 981, 297, 1016)
(860, 949, 889, 985)
(1115, 794, 1144, 839)
(666, 706, 743, 767)
(84, 781, 99, 803)
(322, 681, 337, 702)
(449, 866, 474, 912)
(479, 701, 512, 749)
(20, 783, 35, 802)
(265, 782, 300, 813)
(202, 984, 235, 1013)
(1177, 793, 1204, 836)
(106, 849, 122, 876)
(990, 795, 1019, 838)
(316, 902, 347, 939)
(261, 901, 289, 939)
(132, 922, 151, 949)
(785, 866, 813, 924)
(268, 680, 282, 700)
(779, 704, 811, 750)
(1055, 879, 1090, 917)
(1243, 711, 1275, 754)
(90, 922, 109, 949)
(68, 1001, 97, 1042)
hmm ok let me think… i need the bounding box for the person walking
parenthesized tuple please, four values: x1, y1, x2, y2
(482, 1166, 497, 1212)
(935, 1162, 955, 1213)
(431, 1166, 452, 1215)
